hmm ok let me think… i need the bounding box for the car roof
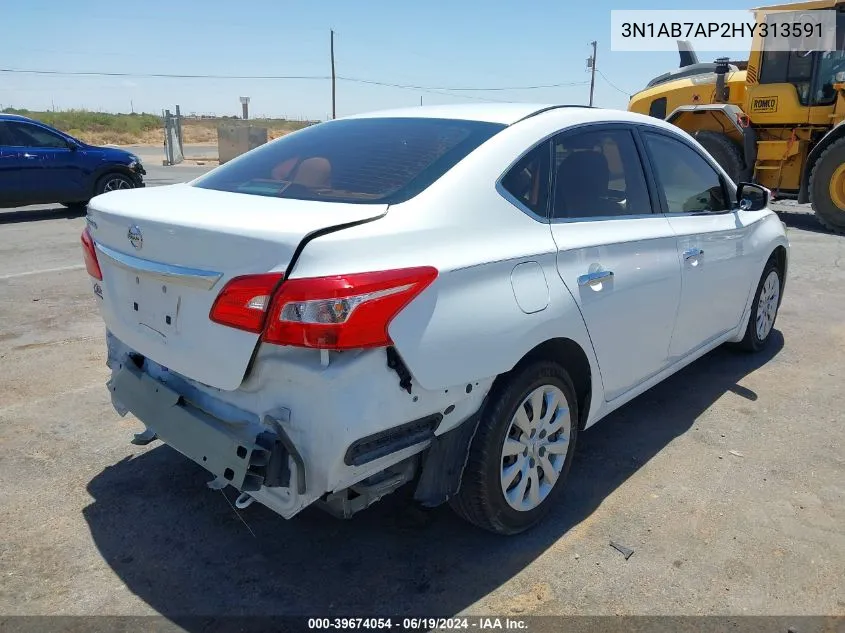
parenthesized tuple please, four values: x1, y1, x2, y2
(341, 103, 583, 125)
(0, 113, 37, 123)
(339, 103, 679, 130)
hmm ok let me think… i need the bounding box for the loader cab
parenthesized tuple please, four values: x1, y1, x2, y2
(753, 7, 845, 114)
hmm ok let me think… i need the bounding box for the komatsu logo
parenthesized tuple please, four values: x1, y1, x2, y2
(751, 96, 778, 112)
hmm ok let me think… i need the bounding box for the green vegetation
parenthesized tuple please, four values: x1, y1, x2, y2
(1, 108, 318, 145)
(2, 108, 161, 138)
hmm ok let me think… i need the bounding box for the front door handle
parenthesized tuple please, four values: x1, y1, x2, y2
(22, 153, 36, 159)
(683, 248, 704, 260)
(578, 270, 614, 286)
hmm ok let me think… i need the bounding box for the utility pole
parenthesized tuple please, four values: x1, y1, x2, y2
(587, 41, 597, 106)
(330, 29, 336, 119)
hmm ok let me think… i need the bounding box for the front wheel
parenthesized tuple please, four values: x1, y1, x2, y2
(737, 257, 782, 352)
(809, 137, 845, 235)
(450, 360, 579, 535)
(95, 173, 136, 196)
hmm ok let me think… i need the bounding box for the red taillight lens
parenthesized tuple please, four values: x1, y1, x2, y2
(80, 226, 102, 280)
(263, 267, 438, 350)
(209, 273, 284, 333)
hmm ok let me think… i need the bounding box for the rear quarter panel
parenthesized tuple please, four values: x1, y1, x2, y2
(289, 113, 607, 420)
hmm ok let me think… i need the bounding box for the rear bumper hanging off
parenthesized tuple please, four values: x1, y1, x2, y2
(108, 363, 302, 493)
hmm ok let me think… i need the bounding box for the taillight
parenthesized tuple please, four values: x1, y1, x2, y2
(263, 267, 438, 350)
(209, 273, 284, 333)
(80, 226, 102, 280)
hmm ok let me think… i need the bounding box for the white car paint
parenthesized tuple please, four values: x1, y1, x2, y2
(84, 103, 789, 526)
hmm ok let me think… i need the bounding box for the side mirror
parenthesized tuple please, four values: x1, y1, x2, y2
(736, 182, 770, 211)
(66, 139, 79, 151)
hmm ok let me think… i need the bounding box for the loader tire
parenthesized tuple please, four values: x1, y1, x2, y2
(693, 130, 744, 184)
(809, 137, 845, 235)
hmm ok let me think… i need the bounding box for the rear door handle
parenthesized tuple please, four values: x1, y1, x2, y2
(683, 248, 704, 260)
(22, 153, 36, 159)
(578, 270, 614, 286)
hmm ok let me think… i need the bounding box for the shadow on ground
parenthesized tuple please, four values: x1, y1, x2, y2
(83, 333, 783, 620)
(0, 206, 85, 225)
(775, 206, 840, 235)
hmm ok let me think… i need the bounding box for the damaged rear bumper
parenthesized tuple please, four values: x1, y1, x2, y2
(108, 362, 305, 496)
(103, 330, 495, 521)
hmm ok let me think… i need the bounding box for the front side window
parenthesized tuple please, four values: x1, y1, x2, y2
(5, 122, 69, 149)
(194, 117, 505, 205)
(551, 128, 652, 219)
(643, 132, 729, 214)
(812, 12, 845, 106)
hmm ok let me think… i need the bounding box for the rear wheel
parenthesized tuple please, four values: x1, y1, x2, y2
(450, 360, 579, 535)
(95, 173, 135, 196)
(809, 137, 845, 235)
(693, 130, 744, 184)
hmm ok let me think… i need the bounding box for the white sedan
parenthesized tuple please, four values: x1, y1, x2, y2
(81, 103, 788, 535)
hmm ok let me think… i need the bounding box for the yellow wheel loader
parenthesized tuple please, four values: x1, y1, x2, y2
(628, 0, 845, 234)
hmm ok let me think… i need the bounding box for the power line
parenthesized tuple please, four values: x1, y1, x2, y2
(597, 69, 633, 98)
(0, 68, 331, 80)
(0, 67, 590, 92)
(345, 77, 591, 91)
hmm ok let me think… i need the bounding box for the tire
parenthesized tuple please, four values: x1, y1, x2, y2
(737, 257, 782, 352)
(692, 130, 744, 184)
(808, 137, 845, 235)
(450, 360, 579, 535)
(95, 172, 135, 196)
(61, 201, 88, 209)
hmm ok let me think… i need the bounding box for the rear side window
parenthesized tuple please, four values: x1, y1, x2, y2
(500, 140, 551, 217)
(551, 128, 652, 219)
(193, 117, 505, 205)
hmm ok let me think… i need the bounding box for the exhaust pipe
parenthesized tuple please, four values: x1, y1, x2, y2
(714, 57, 730, 102)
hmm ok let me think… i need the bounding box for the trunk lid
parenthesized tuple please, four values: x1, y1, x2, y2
(87, 183, 387, 391)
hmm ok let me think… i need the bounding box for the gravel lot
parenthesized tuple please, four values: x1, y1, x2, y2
(0, 178, 843, 625)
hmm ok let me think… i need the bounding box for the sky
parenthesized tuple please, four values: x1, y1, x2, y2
(0, 0, 752, 121)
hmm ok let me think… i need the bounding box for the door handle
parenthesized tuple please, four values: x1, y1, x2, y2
(683, 248, 704, 260)
(578, 270, 614, 286)
(22, 153, 36, 159)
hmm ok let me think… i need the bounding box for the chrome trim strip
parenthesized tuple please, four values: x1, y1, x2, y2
(95, 242, 223, 290)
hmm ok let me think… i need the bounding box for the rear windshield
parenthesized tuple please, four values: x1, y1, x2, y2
(192, 117, 506, 205)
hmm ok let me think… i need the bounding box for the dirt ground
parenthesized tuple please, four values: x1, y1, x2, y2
(0, 198, 843, 625)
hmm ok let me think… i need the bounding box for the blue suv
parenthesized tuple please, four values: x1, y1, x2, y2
(0, 113, 146, 208)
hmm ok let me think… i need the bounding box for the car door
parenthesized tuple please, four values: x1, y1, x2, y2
(639, 129, 755, 360)
(548, 124, 683, 402)
(0, 121, 32, 205)
(4, 121, 87, 203)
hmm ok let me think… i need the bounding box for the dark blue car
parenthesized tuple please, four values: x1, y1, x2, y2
(0, 113, 146, 208)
